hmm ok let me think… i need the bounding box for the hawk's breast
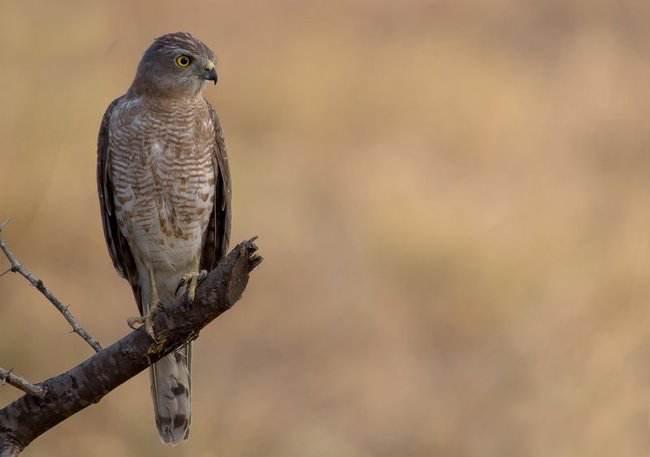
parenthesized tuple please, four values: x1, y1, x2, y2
(109, 97, 216, 271)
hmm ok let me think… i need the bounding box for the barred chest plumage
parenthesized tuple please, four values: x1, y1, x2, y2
(108, 96, 216, 271)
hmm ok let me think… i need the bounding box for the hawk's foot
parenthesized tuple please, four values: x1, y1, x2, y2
(175, 270, 208, 302)
(127, 301, 162, 340)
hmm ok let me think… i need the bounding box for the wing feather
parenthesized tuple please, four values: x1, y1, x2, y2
(97, 96, 143, 313)
(201, 102, 232, 271)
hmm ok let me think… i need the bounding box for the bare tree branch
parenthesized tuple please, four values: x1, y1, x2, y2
(0, 238, 262, 457)
(0, 220, 102, 353)
(0, 368, 45, 399)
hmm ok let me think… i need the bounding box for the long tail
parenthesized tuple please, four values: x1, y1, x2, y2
(150, 343, 192, 444)
(137, 264, 193, 445)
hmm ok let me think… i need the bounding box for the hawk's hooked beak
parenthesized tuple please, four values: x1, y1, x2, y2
(204, 61, 218, 85)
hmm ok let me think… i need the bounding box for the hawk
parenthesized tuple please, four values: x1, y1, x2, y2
(97, 32, 231, 444)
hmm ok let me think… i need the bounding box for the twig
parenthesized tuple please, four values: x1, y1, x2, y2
(0, 367, 45, 399)
(0, 220, 102, 353)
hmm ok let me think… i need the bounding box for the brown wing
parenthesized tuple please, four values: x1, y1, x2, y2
(97, 96, 143, 312)
(201, 102, 232, 272)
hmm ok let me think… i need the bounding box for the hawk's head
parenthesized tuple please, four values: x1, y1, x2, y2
(132, 32, 218, 98)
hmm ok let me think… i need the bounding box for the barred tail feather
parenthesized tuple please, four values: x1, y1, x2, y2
(150, 343, 192, 445)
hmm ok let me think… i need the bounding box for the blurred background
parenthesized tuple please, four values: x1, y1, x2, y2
(0, 0, 647, 456)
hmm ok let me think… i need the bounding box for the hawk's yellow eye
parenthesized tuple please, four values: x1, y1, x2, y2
(175, 55, 192, 67)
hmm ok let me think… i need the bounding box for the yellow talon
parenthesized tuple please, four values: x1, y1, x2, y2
(175, 255, 206, 302)
(177, 270, 207, 302)
(127, 268, 161, 340)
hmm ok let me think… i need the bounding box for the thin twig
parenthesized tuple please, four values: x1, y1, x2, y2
(0, 367, 45, 399)
(0, 220, 102, 353)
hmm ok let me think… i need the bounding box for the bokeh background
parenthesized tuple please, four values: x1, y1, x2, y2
(0, 1, 647, 456)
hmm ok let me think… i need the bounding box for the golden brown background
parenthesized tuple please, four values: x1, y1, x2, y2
(0, 1, 647, 456)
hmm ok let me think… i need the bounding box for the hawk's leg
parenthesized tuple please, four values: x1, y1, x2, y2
(175, 255, 207, 303)
(127, 268, 161, 339)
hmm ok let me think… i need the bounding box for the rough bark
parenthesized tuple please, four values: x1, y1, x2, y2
(0, 238, 262, 456)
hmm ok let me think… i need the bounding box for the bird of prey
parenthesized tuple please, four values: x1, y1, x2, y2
(97, 32, 231, 444)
